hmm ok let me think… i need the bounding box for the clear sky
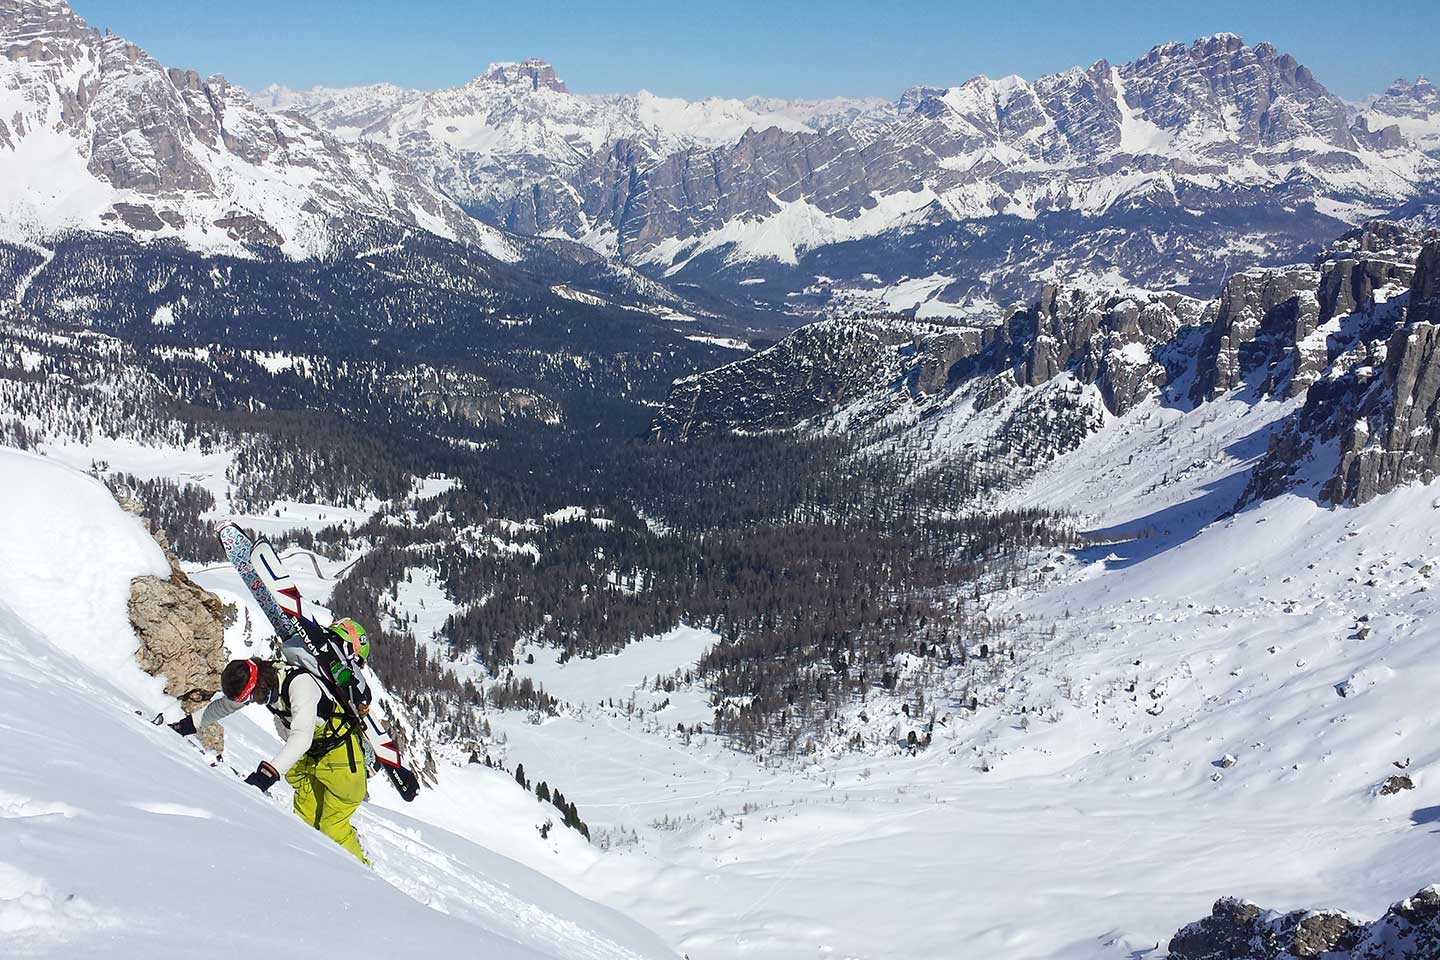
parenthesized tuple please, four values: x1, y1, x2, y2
(70, 0, 1436, 102)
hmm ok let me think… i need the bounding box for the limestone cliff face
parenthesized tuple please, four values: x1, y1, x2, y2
(119, 498, 232, 752)
(1242, 237, 1440, 506)
(1325, 247, 1440, 504)
(1005, 284, 1188, 416)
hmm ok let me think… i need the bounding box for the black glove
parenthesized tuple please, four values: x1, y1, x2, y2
(168, 714, 197, 737)
(244, 762, 280, 793)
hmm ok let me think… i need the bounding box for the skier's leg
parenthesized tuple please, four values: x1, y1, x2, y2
(286, 755, 323, 830)
(313, 737, 370, 865)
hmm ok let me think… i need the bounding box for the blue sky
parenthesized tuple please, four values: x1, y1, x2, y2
(71, 0, 1436, 101)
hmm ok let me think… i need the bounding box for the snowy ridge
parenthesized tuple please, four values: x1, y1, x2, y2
(253, 66, 893, 232)
(0, 0, 518, 260)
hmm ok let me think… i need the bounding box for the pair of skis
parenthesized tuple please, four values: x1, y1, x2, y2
(216, 521, 419, 802)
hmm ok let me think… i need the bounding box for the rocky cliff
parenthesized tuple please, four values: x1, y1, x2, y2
(118, 496, 231, 751)
(1168, 885, 1440, 960)
(1244, 236, 1440, 505)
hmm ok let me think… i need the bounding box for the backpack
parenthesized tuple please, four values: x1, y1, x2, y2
(270, 619, 373, 773)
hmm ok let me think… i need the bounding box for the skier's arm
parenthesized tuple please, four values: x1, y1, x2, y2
(190, 695, 244, 730)
(268, 674, 321, 775)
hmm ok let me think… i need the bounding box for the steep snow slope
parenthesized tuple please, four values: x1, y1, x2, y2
(0, 448, 675, 960)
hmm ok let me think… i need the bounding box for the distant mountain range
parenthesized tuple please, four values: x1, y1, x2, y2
(256, 38, 1440, 319)
(3, 0, 1437, 331)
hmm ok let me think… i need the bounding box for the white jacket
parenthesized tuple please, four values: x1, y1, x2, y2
(192, 669, 326, 776)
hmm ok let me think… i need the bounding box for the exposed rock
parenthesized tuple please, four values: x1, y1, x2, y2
(1281, 911, 1362, 958)
(1191, 266, 1320, 403)
(1412, 242, 1440, 325)
(910, 327, 990, 395)
(212, 213, 284, 248)
(1169, 886, 1440, 960)
(119, 497, 231, 752)
(1003, 284, 1189, 415)
(1379, 775, 1415, 795)
(1324, 244, 1440, 503)
(1168, 897, 1264, 959)
(1237, 229, 1440, 506)
(104, 202, 165, 231)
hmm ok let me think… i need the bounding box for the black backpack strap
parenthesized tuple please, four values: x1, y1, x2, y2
(268, 664, 336, 726)
(266, 665, 298, 723)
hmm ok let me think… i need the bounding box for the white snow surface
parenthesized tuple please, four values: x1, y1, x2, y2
(9, 366, 1440, 959)
(429, 389, 1440, 959)
(0, 449, 675, 960)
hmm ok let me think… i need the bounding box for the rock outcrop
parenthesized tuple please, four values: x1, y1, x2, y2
(1234, 227, 1440, 506)
(1190, 267, 1321, 402)
(1168, 885, 1440, 960)
(119, 497, 231, 752)
(1004, 285, 1191, 415)
(1325, 242, 1440, 504)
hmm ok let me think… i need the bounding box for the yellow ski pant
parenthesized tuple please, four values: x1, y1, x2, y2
(286, 734, 369, 865)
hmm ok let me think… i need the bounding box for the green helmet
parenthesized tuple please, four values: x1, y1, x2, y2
(330, 618, 369, 662)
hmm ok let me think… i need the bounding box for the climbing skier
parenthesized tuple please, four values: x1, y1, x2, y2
(170, 618, 375, 864)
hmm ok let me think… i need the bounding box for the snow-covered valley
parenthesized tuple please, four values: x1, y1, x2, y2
(5, 357, 1440, 957)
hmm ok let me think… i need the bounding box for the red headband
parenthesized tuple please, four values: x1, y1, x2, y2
(235, 660, 258, 703)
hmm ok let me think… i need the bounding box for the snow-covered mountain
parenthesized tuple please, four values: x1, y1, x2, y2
(1354, 76, 1440, 157)
(264, 35, 1439, 314)
(0, 0, 516, 259)
(252, 61, 894, 247)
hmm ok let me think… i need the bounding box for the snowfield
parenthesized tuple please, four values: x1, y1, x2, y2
(423, 385, 1440, 959)
(4, 363, 1440, 959)
(0, 449, 675, 960)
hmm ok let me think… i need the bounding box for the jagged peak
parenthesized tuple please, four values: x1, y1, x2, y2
(471, 58, 567, 93)
(1139, 32, 1246, 63)
(1196, 30, 1245, 46)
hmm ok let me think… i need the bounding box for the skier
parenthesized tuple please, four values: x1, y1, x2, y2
(170, 618, 374, 865)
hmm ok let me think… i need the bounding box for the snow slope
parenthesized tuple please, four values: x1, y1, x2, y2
(407, 388, 1440, 960)
(0, 448, 675, 959)
(13, 380, 1440, 958)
